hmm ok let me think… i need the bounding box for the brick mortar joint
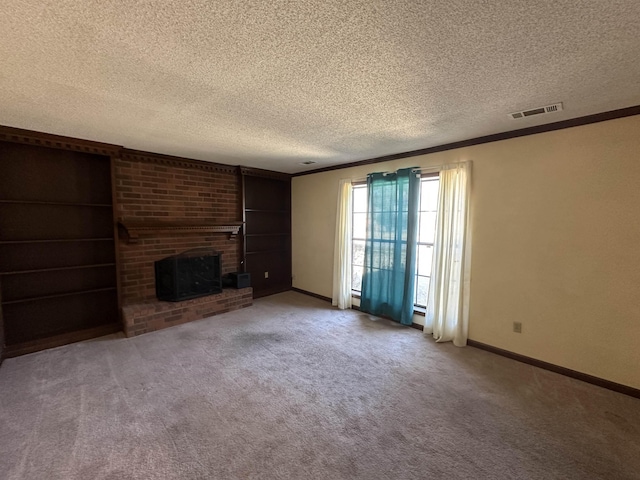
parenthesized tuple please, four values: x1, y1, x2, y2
(123, 298, 252, 337)
(122, 289, 252, 316)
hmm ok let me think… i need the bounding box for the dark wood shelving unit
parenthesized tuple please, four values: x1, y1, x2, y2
(245, 249, 289, 255)
(241, 170, 292, 298)
(0, 262, 116, 276)
(0, 199, 113, 207)
(0, 238, 114, 244)
(245, 209, 289, 213)
(2, 287, 118, 306)
(0, 141, 120, 357)
(245, 233, 290, 237)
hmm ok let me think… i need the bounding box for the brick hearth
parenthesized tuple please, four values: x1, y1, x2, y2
(122, 287, 253, 337)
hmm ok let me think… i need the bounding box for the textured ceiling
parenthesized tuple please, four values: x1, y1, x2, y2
(0, 1, 639, 173)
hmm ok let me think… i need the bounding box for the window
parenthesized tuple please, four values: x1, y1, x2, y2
(351, 175, 440, 308)
(415, 176, 439, 307)
(351, 183, 367, 293)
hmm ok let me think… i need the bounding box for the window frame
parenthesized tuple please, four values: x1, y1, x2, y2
(350, 173, 439, 311)
(350, 180, 367, 296)
(414, 173, 439, 308)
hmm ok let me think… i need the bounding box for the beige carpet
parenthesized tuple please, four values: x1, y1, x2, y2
(0, 291, 638, 479)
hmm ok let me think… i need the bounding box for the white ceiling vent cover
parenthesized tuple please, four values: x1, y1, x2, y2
(509, 102, 563, 120)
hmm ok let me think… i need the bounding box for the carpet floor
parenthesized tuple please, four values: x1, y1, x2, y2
(0, 291, 639, 479)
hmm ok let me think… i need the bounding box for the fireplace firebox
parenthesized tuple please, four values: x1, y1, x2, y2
(154, 248, 222, 302)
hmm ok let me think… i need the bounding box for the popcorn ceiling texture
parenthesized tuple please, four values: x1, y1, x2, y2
(0, 1, 639, 173)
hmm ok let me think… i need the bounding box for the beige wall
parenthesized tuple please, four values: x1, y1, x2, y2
(292, 115, 640, 389)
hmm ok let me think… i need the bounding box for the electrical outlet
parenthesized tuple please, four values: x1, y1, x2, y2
(264, 271, 269, 279)
(513, 322, 522, 333)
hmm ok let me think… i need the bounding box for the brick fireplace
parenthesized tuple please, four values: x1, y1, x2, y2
(113, 150, 252, 336)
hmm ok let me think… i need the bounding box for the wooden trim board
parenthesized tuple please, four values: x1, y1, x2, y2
(291, 287, 331, 303)
(293, 104, 640, 177)
(466, 339, 640, 399)
(4, 323, 121, 358)
(291, 287, 640, 399)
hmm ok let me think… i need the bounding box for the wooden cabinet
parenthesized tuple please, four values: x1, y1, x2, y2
(0, 142, 120, 356)
(0, 287, 4, 363)
(241, 170, 291, 298)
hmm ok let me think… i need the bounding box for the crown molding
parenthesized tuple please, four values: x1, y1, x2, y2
(120, 149, 238, 174)
(239, 166, 292, 181)
(293, 104, 640, 177)
(0, 125, 122, 156)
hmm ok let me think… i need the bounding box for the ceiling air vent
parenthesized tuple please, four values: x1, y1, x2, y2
(299, 161, 317, 165)
(509, 102, 563, 120)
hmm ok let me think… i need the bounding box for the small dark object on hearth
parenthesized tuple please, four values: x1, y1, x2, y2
(223, 272, 251, 289)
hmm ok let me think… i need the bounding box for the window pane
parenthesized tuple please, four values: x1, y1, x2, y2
(415, 276, 430, 307)
(352, 240, 365, 266)
(352, 178, 440, 304)
(418, 244, 433, 276)
(352, 264, 363, 291)
(420, 180, 439, 212)
(419, 212, 437, 244)
(353, 187, 368, 213)
(353, 212, 366, 239)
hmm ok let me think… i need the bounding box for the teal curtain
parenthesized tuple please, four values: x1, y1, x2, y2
(360, 167, 419, 325)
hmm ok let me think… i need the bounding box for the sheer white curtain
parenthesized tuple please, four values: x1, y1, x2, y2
(424, 162, 472, 346)
(332, 179, 352, 309)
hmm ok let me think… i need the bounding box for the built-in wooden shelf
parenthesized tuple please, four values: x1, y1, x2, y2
(1, 287, 117, 306)
(245, 209, 288, 213)
(0, 139, 118, 356)
(3, 323, 121, 358)
(117, 219, 244, 243)
(0, 199, 112, 207)
(242, 171, 292, 298)
(245, 233, 289, 237)
(0, 238, 114, 245)
(0, 263, 116, 276)
(246, 249, 289, 255)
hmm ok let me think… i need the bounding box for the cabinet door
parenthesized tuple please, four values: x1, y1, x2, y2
(0, 287, 4, 363)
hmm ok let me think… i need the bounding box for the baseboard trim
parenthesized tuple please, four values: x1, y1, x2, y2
(290, 287, 639, 398)
(467, 339, 640, 399)
(253, 284, 293, 299)
(291, 287, 332, 303)
(4, 323, 122, 358)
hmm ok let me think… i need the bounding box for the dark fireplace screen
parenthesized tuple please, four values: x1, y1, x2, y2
(155, 248, 222, 302)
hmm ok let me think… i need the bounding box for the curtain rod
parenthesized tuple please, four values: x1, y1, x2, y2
(349, 160, 469, 182)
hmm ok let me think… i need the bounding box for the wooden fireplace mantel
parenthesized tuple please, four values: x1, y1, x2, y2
(117, 219, 244, 244)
